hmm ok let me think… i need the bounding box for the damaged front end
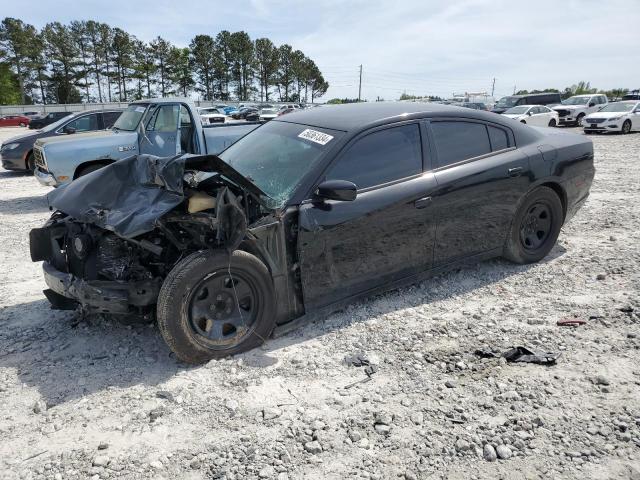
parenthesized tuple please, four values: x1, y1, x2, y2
(30, 153, 276, 322)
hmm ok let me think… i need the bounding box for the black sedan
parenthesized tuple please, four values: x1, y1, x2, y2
(30, 103, 594, 363)
(1, 109, 122, 172)
(28, 111, 71, 130)
(231, 107, 259, 120)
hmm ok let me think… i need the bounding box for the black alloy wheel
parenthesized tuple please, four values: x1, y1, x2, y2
(188, 271, 258, 346)
(621, 120, 631, 134)
(157, 249, 275, 364)
(519, 202, 552, 251)
(503, 186, 563, 264)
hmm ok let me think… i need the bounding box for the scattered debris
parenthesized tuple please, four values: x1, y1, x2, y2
(557, 317, 587, 327)
(502, 346, 560, 365)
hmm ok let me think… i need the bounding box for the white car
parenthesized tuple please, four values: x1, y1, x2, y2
(502, 105, 559, 127)
(198, 107, 226, 125)
(259, 108, 279, 121)
(583, 101, 640, 134)
(552, 94, 608, 126)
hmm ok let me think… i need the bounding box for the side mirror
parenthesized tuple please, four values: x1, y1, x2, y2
(589, 102, 595, 107)
(63, 125, 76, 134)
(315, 180, 357, 202)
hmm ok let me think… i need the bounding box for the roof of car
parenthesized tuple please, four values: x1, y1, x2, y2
(273, 101, 507, 132)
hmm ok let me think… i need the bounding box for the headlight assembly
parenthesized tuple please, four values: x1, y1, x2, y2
(1, 143, 21, 151)
(607, 116, 622, 121)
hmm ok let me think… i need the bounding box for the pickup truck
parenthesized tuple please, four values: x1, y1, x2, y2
(34, 98, 262, 187)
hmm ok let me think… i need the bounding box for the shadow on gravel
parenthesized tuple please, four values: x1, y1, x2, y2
(259, 244, 568, 358)
(0, 245, 567, 404)
(0, 194, 50, 215)
(0, 299, 180, 408)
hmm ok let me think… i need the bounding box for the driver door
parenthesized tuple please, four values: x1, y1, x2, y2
(297, 122, 437, 310)
(140, 103, 180, 157)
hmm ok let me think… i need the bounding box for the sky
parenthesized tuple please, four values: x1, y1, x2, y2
(4, 0, 640, 101)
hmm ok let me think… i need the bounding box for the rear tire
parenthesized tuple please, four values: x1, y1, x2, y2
(576, 113, 585, 126)
(157, 249, 276, 364)
(503, 186, 563, 264)
(548, 119, 557, 127)
(621, 120, 631, 134)
(19, 122, 26, 127)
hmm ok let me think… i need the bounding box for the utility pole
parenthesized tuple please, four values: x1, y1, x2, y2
(491, 78, 495, 97)
(358, 65, 362, 102)
(513, 85, 516, 94)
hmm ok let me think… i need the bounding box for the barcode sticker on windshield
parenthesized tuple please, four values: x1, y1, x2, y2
(298, 129, 333, 145)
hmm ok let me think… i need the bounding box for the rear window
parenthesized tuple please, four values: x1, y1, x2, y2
(431, 121, 491, 168)
(488, 126, 509, 151)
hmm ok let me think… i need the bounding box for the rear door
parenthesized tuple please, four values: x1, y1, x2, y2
(140, 103, 180, 157)
(428, 119, 530, 265)
(297, 122, 438, 309)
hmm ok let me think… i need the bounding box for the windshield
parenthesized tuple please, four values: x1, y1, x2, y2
(113, 104, 148, 131)
(40, 114, 75, 132)
(598, 102, 636, 113)
(505, 106, 529, 114)
(562, 96, 589, 105)
(495, 96, 520, 108)
(219, 121, 343, 207)
(261, 108, 277, 114)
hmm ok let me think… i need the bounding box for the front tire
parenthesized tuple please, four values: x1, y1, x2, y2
(520, 120, 526, 124)
(548, 119, 557, 127)
(76, 163, 107, 178)
(576, 113, 585, 126)
(503, 186, 563, 264)
(25, 151, 35, 173)
(621, 120, 631, 134)
(157, 250, 275, 364)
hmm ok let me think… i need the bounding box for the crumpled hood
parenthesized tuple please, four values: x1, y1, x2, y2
(47, 153, 272, 238)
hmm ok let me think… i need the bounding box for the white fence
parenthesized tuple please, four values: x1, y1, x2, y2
(0, 100, 309, 115)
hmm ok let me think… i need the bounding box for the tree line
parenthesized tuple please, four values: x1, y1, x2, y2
(515, 81, 635, 101)
(0, 17, 329, 105)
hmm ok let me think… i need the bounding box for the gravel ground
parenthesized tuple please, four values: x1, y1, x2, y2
(0, 125, 638, 480)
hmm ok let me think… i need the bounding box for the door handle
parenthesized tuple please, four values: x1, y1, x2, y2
(414, 196, 432, 209)
(508, 167, 523, 177)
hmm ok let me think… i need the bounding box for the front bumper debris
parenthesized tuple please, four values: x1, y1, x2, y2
(42, 261, 161, 314)
(35, 168, 59, 187)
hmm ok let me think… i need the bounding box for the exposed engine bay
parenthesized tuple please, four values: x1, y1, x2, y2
(29, 153, 279, 321)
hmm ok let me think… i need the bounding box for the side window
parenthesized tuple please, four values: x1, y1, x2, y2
(148, 105, 179, 132)
(488, 126, 509, 151)
(180, 105, 193, 127)
(103, 111, 122, 128)
(431, 121, 491, 168)
(326, 124, 422, 190)
(64, 114, 99, 132)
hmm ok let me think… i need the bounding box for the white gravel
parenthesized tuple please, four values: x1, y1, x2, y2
(0, 125, 638, 480)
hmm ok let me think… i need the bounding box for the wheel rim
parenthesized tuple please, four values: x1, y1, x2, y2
(188, 270, 258, 348)
(549, 119, 556, 127)
(519, 201, 553, 251)
(623, 121, 630, 133)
